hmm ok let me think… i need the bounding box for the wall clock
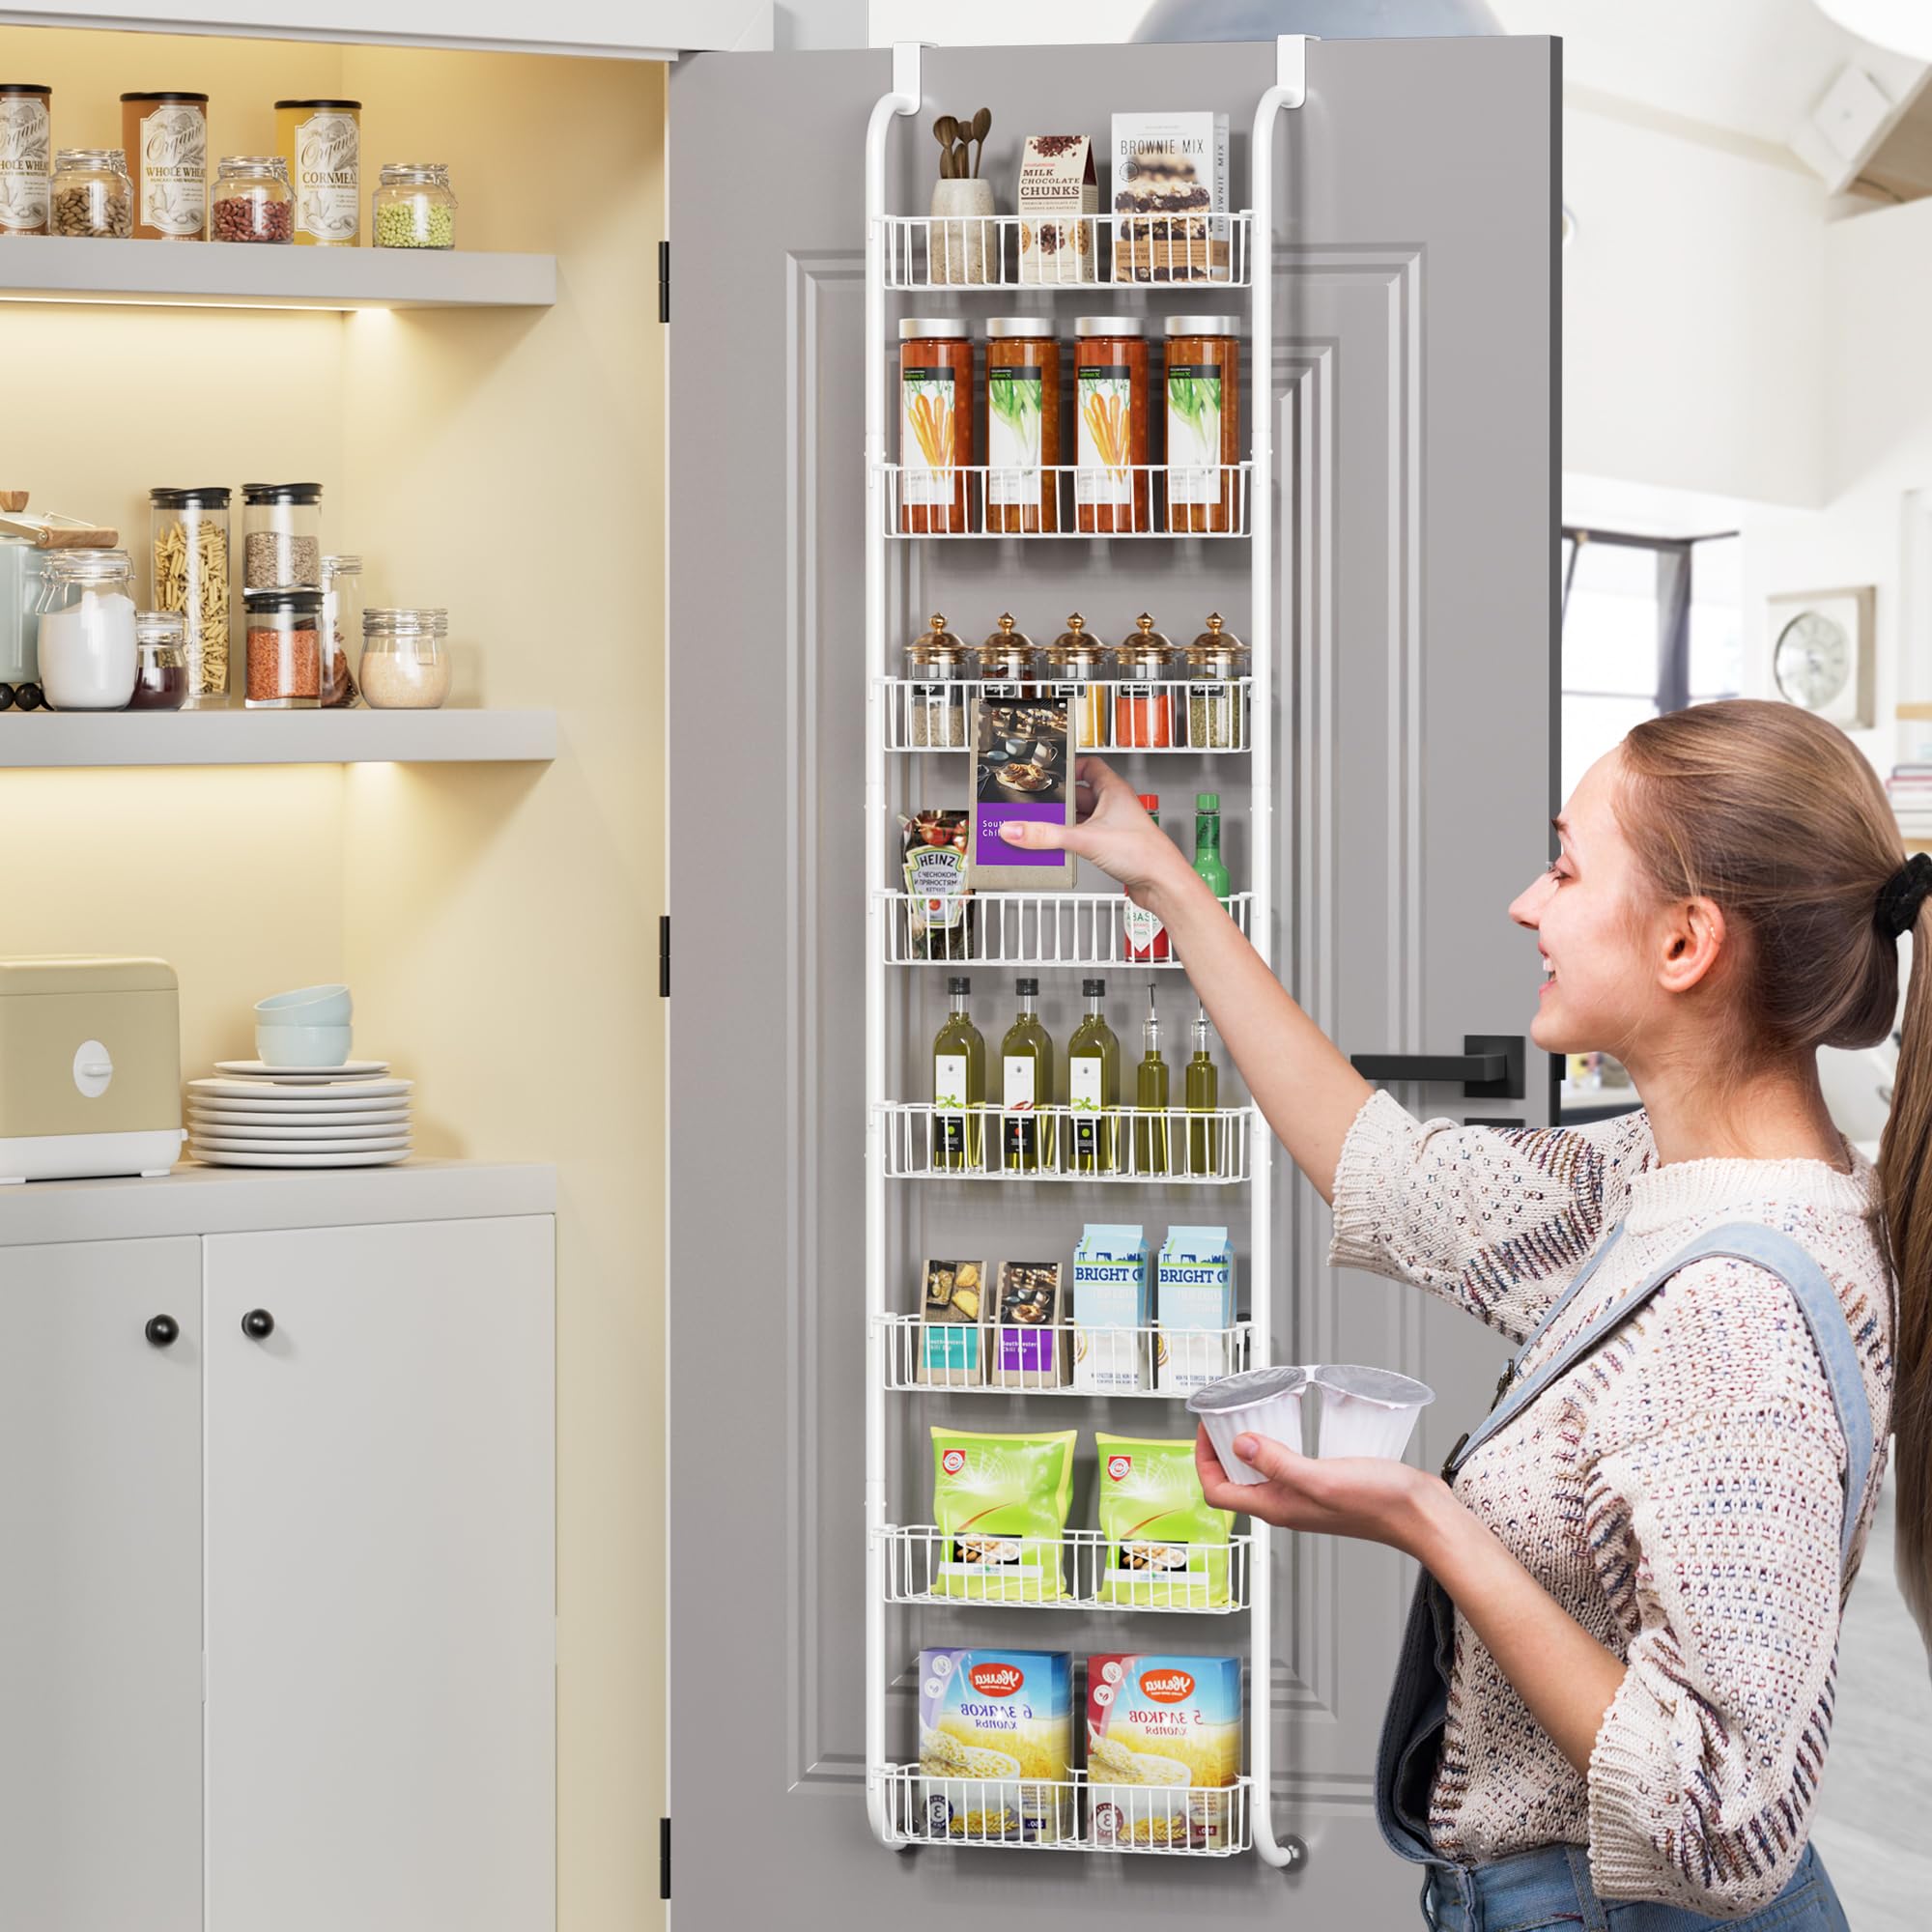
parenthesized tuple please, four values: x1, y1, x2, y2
(1768, 586, 1875, 728)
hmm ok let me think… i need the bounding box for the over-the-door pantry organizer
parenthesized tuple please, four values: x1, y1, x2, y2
(864, 38, 1309, 1870)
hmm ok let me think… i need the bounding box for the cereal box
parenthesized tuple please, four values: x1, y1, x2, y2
(1085, 1653, 1241, 1850)
(919, 1648, 1073, 1842)
(1073, 1223, 1151, 1392)
(1155, 1225, 1237, 1392)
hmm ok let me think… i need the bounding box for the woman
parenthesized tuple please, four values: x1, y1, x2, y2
(1001, 699, 1924, 1928)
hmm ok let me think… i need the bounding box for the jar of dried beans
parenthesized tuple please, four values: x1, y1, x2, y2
(211, 156, 292, 242)
(320, 554, 361, 707)
(360, 607, 452, 709)
(1073, 317, 1150, 533)
(903, 612, 968, 748)
(1184, 613, 1249, 749)
(1113, 611, 1175, 750)
(897, 319, 973, 534)
(242, 482, 322, 591)
(151, 485, 231, 704)
(1044, 612, 1107, 751)
(244, 588, 324, 709)
(50, 149, 132, 238)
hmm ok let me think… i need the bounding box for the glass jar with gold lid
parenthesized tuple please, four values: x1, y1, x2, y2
(1044, 611, 1107, 751)
(1113, 611, 1175, 750)
(904, 611, 968, 748)
(1184, 612, 1250, 749)
(972, 612, 1037, 700)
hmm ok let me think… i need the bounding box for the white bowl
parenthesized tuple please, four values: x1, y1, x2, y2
(255, 983, 353, 1025)
(1185, 1366, 1311, 1486)
(255, 1021, 354, 1067)
(1310, 1364, 1435, 1461)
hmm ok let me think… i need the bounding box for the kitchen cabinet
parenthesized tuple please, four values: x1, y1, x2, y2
(0, 1237, 205, 1932)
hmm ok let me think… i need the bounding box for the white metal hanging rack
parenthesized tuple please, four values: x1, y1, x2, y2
(863, 36, 1310, 1872)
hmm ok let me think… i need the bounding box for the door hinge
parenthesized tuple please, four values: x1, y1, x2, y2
(660, 1815, 671, 1900)
(659, 914, 671, 997)
(658, 240, 670, 323)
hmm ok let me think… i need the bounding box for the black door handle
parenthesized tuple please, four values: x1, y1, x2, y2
(241, 1308, 275, 1340)
(1350, 1034, 1524, 1100)
(145, 1314, 179, 1348)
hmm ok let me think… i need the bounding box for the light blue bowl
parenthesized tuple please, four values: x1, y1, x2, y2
(255, 983, 353, 1025)
(255, 1020, 354, 1067)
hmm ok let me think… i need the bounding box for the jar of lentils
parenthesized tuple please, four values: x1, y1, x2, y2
(244, 588, 324, 709)
(373, 161, 456, 249)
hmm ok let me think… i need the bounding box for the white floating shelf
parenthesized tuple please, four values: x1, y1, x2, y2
(0, 707, 557, 769)
(0, 235, 555, 311)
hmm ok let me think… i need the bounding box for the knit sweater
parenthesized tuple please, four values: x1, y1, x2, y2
(1329, 1090, 1895, 1919)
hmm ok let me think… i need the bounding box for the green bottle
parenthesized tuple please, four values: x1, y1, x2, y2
(1066, 976, 1121, 1175)
(1194, 791, 1231, 900)
(932, 975, 985, 1172)
(1134, 984, 1171, 1178)
(1186, 1004, 1221, 1176)
(1001, 977, 1056, 1173)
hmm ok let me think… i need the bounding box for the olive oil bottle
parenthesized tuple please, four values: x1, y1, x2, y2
(1185, 1004, 1221, 1176)
(1133, 985, 1171, 1176)
(932, 976, 985, 1171)
(1066, 977, 1121, 1174)
(1001, 977, 1056, 1173)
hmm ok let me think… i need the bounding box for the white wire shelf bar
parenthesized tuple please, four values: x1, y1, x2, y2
(875, 210, 1253, 291)
(879, 677, 1253, 753)
(875, 1764, 1254, 1856)
(878, 1102, 1253, 1183)
(878, 889, 1251, 968)
(878, 1525, 1252, 1613)
(878, 1316, 1253, 1395)
(880, 463, 1251, 540)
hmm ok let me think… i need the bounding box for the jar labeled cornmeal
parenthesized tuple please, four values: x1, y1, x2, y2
(275, 98, 360, 245)
(1163, 317, 1240, 533)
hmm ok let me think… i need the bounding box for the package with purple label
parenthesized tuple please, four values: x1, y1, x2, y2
(990, 1260, 1068, 1389)
(971, 695, 1075, 889)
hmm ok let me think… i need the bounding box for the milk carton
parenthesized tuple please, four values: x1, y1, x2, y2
(1072, 1223, 1151, 1392)
(1155, 1225, 1236, 1393)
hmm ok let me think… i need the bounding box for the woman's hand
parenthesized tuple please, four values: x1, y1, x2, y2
(996, 754, 1195, 902)
(1194, 1425, 1445, 1555)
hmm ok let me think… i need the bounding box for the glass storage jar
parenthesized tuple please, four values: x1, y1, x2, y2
(1163, 317, 1241, 533)
(1044, 612, 1108, 751)
(373, 161, 456, 249)
(0, 83, 52, 236)
(242, 482, 322, 591)
(972, 612, 1037, 700)
(898, 319, 974, 535)
(1073, 317, 1151, 533)
(276, 98, 360, 245)
(320, 554, 361, 707)
(1184, 613, 1249, 750)
(211, 156, 292, 242)
(128, 610, 189, 710)
(49, 149, 132, 237)
(243, 587, 324, 709)
(121, 91, 208, 240)
(150, 486, 231, 704)
(984, 319, 1061, 535)
(903, 612, 968, 748)
(1113, 611, 1175, 750)
(36, 549, 137, 711)
(360, 607, 451, 710)
(0, 530, 47, 707)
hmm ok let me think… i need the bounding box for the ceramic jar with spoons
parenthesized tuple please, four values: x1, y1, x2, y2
(929, 105, 993, 284)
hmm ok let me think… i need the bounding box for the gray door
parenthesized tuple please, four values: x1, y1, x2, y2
(668, 33, 1556, 1924)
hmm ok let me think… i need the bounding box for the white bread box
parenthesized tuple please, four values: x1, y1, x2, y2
(0, 956, 185, 1182)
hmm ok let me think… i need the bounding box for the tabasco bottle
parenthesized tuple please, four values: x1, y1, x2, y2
(1122, 792, 1170, 962)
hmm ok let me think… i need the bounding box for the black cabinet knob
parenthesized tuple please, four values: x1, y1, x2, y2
(241, 1309, 275, 1340)
(145, 1314, 180, 1348)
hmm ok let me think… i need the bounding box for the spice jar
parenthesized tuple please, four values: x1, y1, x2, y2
(904, 612, 968, 749)
(242, 482, 323, 590)
(898, 319, 974, 535)
(128, 610, 189, 711)
(151, 486, 232, 705)
(244, 588, 324, 708)
(120, 92, 208, 240)
(1074, 318, 1151, 533)
(0, 84, 51, 236)
(1113, 611, 1175, 750)
(1164, 317, 1241, 533)
(360, 607, 452, 710)
(211, 156, 292, 242)
(49, 149, 132, 238)
(320, 554, 361, 707)
(275, 98, 360, 246)
(1185, 613, 1250, 750)
(973, 612, 1037, 700)
(1045, 612, 1108, 751)
(373, 161, 456, 249)
(36, 550, 137, 711)
(984, 319, 1061, 534)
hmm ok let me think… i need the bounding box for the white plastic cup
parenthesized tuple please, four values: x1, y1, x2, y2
(1310, 1364, 1435, 1461)
(1185, 1366, 1310, 1486)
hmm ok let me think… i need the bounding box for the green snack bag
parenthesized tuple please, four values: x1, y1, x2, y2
(931, 1426, 1077, 1604)
(1094, 1433, 1233, 1609)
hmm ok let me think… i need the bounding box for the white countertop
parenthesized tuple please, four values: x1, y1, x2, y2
(0, 1159, 556, 1248)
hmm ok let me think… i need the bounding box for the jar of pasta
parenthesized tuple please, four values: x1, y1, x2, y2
(1044, 613, 1108, 751)
(984, 319, 1061, 535)
(275, 98, 360, 245)
(150, 486, 232, 704)
(1184, 613, 1249, 750)
(1074, 318, 1150, 534)
(904, 612, 968, 748)
(1113, 611, 1175, 750)
(1163, 317, 1241, 533)
(898, 319, 973, 534)
(0, 84, 52, 236)
(120, 92, 208, 240)
(49, 149, 132, 238)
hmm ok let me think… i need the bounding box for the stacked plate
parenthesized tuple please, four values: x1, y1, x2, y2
(186, 1061, 413, 1169)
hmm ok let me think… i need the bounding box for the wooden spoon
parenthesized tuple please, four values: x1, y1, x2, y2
(933, 114, 958, 178)
(952, 140, 971, 181)
(970, 106, 992, 178)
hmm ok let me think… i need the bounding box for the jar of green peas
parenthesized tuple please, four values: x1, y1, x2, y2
(372, 162, 456, 250)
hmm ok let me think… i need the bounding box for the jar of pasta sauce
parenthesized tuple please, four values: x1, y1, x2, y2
(898, 318, 973, 534)
(1074, 318, 1150, 534)
(1113, 611, 1175, 749)
(983, 318, 1061, 534)
(1163, 317, 1240, 533)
